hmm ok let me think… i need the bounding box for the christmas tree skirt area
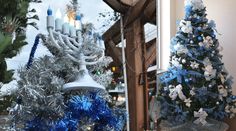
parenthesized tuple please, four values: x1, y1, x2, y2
(160, 119, 229, 131)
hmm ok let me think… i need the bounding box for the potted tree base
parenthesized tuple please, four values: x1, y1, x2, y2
(160, 119, 229, 131)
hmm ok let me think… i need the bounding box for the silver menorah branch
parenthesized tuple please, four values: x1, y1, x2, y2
(46, 8, 105, 91)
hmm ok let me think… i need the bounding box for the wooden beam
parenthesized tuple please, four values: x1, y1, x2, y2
(120, 0, 139, 6)
(141, 25, 150, 130)
(120, 0, 133, 6)
(124, 0, 152, 27)
(102, 0, 156, 44)
(146, 38, 156, 67)
(101, 1, 158, 129)
(148, 80, 156, 85)
(107, 40, 122, 63)
(102, 20, 121, 43)
(104, 40, 122, 66)
(143, 0, 156, 24)
(125, 18, 145, 131)
(103, 0, 129, 13)
(105, 38, 156, 68)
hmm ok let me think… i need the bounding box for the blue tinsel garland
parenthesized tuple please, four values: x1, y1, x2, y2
(25, 92, 126, 131)
(26, 35, 41, 69)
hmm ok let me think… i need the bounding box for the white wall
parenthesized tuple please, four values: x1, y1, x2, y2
(174, 0, 236, 94)
(159, 0, 171, 69)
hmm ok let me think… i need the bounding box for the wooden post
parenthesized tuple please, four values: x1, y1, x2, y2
(125, 18, 145, 131)
(141, 28, 150, 130)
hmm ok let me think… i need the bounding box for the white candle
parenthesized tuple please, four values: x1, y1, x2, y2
(62, 23, 69, 35)
(69, 19, 75, 27)
(62, 15, 69, 35)
(70, 26, 76, 38)
(75, 14, 82, 31)
(55, 9, 62, 31)
(69, 17, 76, 37)
(75, 21, 82, 31)
(75, 14, 83, 42)
(47, 8, 54, 29)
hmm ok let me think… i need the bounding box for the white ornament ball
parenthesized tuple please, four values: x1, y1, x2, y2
(199, 42, 204, 46)
(182, 59, 186, 63)
(164, 87, 168, 91)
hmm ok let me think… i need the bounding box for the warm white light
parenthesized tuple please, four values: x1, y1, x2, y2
(121, 83, 125, 87)
(69, 19, 75, 26)
(56, 9, 62, 19)
(63, 15, 69, 23)
(117, 96, 126, 102)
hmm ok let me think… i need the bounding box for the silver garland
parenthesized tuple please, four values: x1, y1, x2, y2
(9, 21, 114, 129)
(12, 56, 69, 125)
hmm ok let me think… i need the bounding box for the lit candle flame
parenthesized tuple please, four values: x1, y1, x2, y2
(64, 15, 69, 23)
(67, 10, 76, 27)
(56, 9, 62, 19)
(69, 19, 75, 27)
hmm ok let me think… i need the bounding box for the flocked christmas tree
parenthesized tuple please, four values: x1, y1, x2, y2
(7, 6, 126, 131)
(158, 0, 235, 125)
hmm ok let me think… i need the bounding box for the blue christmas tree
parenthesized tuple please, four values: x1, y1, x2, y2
(158, 0, 235, 125)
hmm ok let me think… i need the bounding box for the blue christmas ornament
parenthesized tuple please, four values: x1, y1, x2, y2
(197, 27, 202, 31)
(211, 34, 216, 38)
(185, 78, 189, 83)
(197, 36, 203, 41)
(88, 31, 92, 36)
(232, 96, 236, 101)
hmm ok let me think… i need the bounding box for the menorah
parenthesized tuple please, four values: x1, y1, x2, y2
(46, 8, 105, 91)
